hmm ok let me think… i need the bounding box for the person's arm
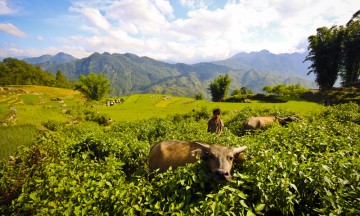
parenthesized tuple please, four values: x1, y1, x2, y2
(207, 120, 211, 132)
(218, 120, 224, 136)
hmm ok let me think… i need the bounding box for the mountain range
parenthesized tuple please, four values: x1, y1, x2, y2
(20, 50, 316, 99)
(23, 52, 77, 64)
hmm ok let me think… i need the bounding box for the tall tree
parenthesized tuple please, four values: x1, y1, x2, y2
(208, 74, 231, 102)
(55, 70, 70, 88)
(305, 26, 345, 90)
(341, 10, 360, 86)
(240, 87, 252, 94)
(74, 72, 112, 101)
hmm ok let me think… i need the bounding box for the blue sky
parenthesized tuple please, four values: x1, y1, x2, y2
(1, 0, 359, 63)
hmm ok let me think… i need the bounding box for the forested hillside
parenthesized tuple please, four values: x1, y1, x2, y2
(37, 52, 315, 98)
(0, 58, 69, 88)
(212, 49, 313, 79)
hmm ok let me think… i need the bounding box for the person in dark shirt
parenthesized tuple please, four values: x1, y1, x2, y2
(207, 108, 224, 136)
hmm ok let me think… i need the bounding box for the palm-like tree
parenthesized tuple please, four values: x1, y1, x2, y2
(341, 10, 360, 86)
(305, 26, 344, 90)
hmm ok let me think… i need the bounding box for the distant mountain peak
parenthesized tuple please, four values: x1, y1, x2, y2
(213, 50, 313, 80)
(23, 52, 77, 64)
(259, 49, 271, 54)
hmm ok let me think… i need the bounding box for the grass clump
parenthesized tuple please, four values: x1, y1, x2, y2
(0, 125, 40, 160)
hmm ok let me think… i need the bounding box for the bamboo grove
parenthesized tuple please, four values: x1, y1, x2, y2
(305, 10, 360, 90)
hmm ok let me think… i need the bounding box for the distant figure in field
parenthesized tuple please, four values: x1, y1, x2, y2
(208, 108, 224, 136)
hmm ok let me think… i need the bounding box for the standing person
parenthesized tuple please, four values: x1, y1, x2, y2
(208, 108, 224, 136)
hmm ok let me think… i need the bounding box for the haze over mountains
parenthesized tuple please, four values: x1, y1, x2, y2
(19, 50, 315, 99)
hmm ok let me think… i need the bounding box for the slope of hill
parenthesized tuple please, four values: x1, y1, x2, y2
(212, 49, 314, 79)
(23, 52, 77, 64)
(37, 51, 316, 98)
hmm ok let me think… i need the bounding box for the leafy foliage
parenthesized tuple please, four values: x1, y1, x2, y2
(305, 10, 360, 89)
(263, 84, 309, 97)
(305, 26, 344, 90)
(0, 58, 56, 86)
(301, 87, 360, 105)
(1, 103, 359, 215)
(341, 10, 360, 86)
(194, 93, 204, 100)
(209, 74, 232, 102)
(74, 72, 112, 101)
(55, 70, 71, 88)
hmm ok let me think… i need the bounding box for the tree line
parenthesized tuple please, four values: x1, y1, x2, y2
(305, 9, 360, 90)
(0, 58, 72, 88)
(207, 74, 309, 102)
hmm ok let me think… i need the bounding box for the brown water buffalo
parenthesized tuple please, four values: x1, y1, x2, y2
(242, 116, 299, 134)
(148, 140, 248, 183)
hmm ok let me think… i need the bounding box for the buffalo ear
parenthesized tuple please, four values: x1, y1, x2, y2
(234, 152, 246, 162)
(233, 146, 248, 162)
(191, 149, 204, 158)
(192, 142, 211, 158)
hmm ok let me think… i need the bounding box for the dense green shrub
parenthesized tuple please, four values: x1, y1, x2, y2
(42, 120, 63, 131)
(172, 107, 210, 123)
(301, 87, 360, 105)
(84, 110, 112, 126)
(1, 103, 359, 215)
(222, 94, 249, 103)
(251, 94, 287, 103)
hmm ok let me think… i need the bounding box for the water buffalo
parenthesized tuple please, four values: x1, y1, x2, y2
(242, 116, 299, 134)
(148, 140, 248, 183)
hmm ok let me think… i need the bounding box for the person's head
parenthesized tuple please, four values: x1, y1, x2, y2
(213, 108, 221, 117)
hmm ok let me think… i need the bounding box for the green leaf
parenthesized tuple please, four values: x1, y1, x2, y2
(246, 210, 256, 216)
(207, 194, 215, 198)
(255, 203, 265, 212)
(237, 191, 247, 199)
(289, 183, 298, 191)
(240, 200, 248, 208)
(30, 192, 38, 201)
(106, 181, 112, 187)
(74, 206, 81, 216)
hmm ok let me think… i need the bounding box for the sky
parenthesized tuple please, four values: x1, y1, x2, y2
(0, 0, 359, 64)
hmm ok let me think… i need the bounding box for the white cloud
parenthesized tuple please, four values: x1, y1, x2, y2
(152, 0, 174, 17)
(0, 0, 17, 15)
(70, 7, 111, 31)
(60, 0, 360, 63)
(3, 0, 360, 63)
(0, 23, 27, 38)
(105, 0, 169, 35)
(0, 48, 24, 56)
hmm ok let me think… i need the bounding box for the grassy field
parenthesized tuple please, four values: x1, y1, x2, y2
(0, 86, 325, 126)
(0, 124, 40, 159)
(99, 94, 324, 122)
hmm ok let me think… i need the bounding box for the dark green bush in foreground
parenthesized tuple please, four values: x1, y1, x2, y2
(1, 103, 359, 215)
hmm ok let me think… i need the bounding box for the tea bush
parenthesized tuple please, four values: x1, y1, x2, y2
(0, 103, 359, 215)
(42, 120, 63, 131)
